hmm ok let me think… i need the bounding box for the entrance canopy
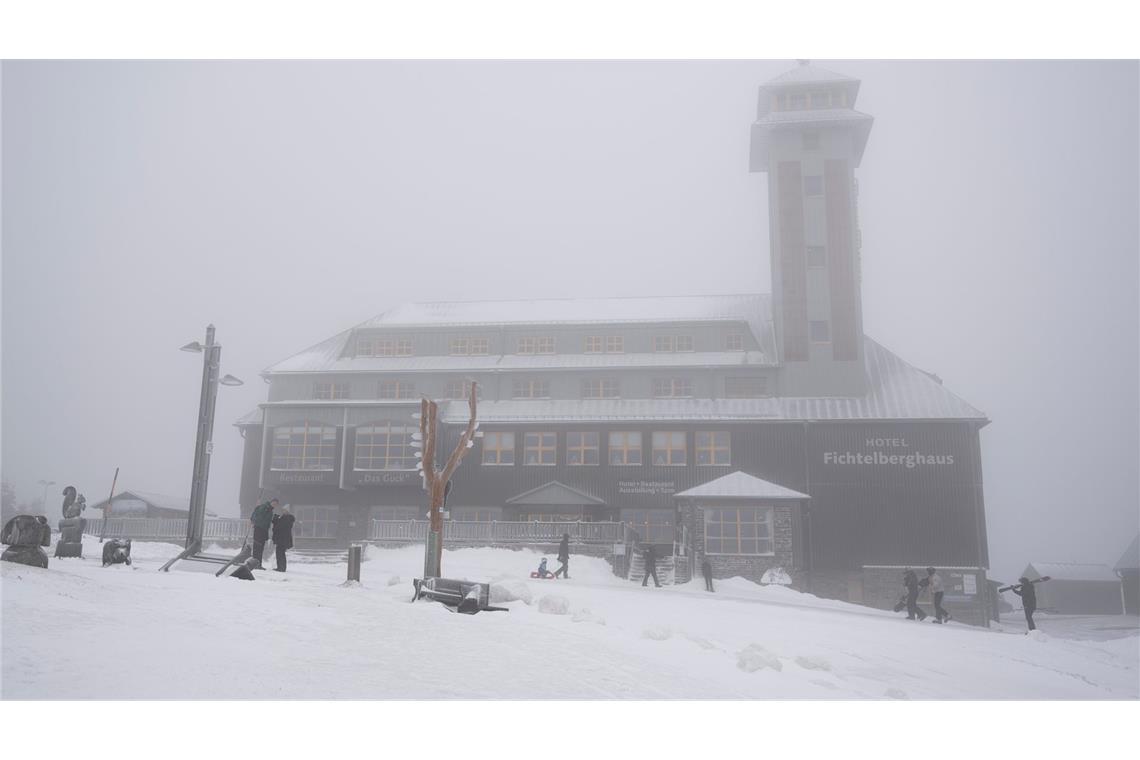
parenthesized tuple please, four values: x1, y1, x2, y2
(675, 471, 809, 501)
(506, 481, 605, 507)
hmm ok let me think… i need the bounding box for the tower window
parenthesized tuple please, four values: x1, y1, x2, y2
(803, 176, 824, 196)
(810, 321, 831, 343)
(802, 132, 820, 150)
(725, 333, 744, 351)
(807, 246, 827, 268)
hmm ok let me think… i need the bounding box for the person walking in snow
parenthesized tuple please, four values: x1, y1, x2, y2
(249, 498, 278, 568)
(553, 533, 571, 579)
(1012, 576, 1037, 632)
(702, 558, 714, 592)
(641, 544, 662, 588)
(924, 566, 951, 623)
(271, 504, 295, 572)
(903, 567, 927, 621)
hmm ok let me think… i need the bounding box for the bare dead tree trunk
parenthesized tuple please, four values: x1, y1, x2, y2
(420, 382, 478, 578)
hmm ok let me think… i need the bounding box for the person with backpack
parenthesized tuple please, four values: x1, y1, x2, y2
(249, 498, 278, 568)
(271, 504, 295, 572)
(641, 544, 662, 587)
(903, 567, 927, 621)
(924, 566, 951, 623)
(553, 533, 571, 579)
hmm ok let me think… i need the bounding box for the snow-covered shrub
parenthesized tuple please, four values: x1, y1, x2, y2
(736, 643, 782, 672)
(386, 575, 402, 587)
(537, 594, 569, 615)
(642, 625, 673, 641)
(571, 608, 605, 625)
(491, 580, 533, 605)
(795, 655, 831, 671)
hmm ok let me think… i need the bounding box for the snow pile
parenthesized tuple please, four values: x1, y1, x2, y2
(386, 575, 402, 587)
(571, 607, 605, 625)
(737, 643, 783, 672)
(642, 625, 673, 641)
(537, 594, 570, 615)
(490, 579, 533, 605)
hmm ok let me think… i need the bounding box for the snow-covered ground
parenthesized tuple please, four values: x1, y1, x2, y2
(2, 536, 1137, 699)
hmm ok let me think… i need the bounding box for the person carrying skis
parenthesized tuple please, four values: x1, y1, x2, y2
(271, 504, 295, 572)
(924, 566, 951, 623)
(702, 558, 714, 592)
(1012, 576, 1038, 632)
(903, 567, 927, 621)
(249, 498, 278, 568)
(553, 533, 571, 579)
(641, 544, 662, 587)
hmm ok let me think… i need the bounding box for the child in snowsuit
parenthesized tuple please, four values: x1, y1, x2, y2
(1012, 576, 1037, 631)
(536, 557, 552, 578)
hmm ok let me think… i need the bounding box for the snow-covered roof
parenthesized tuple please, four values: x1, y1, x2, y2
(90, 489, 216, 517)
(763, 62, 858, 88)
(263, 294, 776, 375)
(1114, 535, 1139, 572)
(675, 471, 809, 501)
(438, 338, 986, 423)
(1024, 562, 1122, 583)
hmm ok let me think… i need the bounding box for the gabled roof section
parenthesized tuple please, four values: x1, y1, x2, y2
(505, 481, 605, 506)
(263, 329, 354, 375)
(763, 62, 858, 89)
(1024, 562, 1122, 583)
(675, 471, 809, 500)
(234, 407, 264, 427)
(1114, 535, 1139, 572)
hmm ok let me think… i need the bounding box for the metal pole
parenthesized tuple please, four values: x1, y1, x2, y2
(185, 325, 221, 551)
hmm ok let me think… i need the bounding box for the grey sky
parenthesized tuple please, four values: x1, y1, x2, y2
(2, 60, 1136, 580)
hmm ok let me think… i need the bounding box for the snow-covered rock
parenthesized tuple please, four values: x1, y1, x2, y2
(737, 643, 783, 672)
(537, 594, 569, 615)
(570, 607, 605, 625)
(642, 625, 673, 641)
(491, 579, 533, 605)
(386, 575, 402, 587)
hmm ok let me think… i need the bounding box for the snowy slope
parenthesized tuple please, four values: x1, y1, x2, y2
(2, 537, 1137, 699)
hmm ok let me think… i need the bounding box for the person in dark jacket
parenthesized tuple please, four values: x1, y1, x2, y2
(271, 504, 295, 572)
(641, 544, 661, 587)
(553, 533, 571, 579)
(903, 568, 927, 621)
(702, 558, 714, 592)
(249, 498, 278, 567)
(1012, 576, 1037, 631)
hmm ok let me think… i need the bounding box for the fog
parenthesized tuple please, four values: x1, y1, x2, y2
(2, 60, 1136, 581)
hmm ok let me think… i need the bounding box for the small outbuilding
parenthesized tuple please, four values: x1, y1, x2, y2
(1114, 535, 1139, 615)
(90, 490, 217, 519)
(675, 470, 809, 585)
(1022, 562, 1125, 615)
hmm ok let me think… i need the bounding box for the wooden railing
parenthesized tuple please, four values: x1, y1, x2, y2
(367, 520, 623, 544)
(83, 518, 247, 543)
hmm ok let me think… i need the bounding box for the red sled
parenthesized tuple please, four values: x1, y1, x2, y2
(529, 572, 558, 579)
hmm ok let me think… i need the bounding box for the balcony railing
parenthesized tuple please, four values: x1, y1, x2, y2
(83, 517, 247, 543)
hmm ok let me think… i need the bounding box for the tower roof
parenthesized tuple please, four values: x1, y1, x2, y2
(761, 61, 859, 90)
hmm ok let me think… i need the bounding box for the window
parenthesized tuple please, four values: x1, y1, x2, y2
(373, 506, 419, 522)
(354, 423, 417, 471)
(704, 507, 774, 555)
(803, 176, 823, 196)
(584, 336, 604, 353)
(271, 423, 337, 471)
(566, 432, 600, 465)
(454, 508, 497, 522)
(379, 380, 416, 399)
(653, 377, 693, 398)
(726, 376, 768, 398)
(358, 337, 413, 357)
(653, 336, 674, 352)
(725, 334, 744, 351)
(802, 131, 820, 150)
(482, 432, 515, 465)
(675, 335, 694, 352)
(449, 337, 490, 356)
(787, 91, 806, 110)
(313, 382, 350, 400)
(807, 246, 827, 268)
(523, 432, 557, 465)
(512, 379, 550, 399)
(605, 336, 624, 353)
(810, 320, 831, 343)
(695, 431, 731, 466)
(582, 378, 620, 399)
(624, 510, 674, 544)
(444, 379, 480, 399)
(517, 336, 555, 354)
(608, 431, 643, 465)
(809, 90, 831, 109)
(655, 335, 692, 352)
(296, 505, 339, 539)
(651, 431, 687, 466)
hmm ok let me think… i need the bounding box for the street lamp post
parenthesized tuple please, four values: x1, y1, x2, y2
(178, 325, 243, 552)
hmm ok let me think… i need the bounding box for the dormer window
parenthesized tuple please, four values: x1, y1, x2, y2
(450, 337, 490, 356)
(654, 335, 693, 352)
(517, 336, 555, 355)
(358, 336, 413, 357)
(725, 334, 744, 351)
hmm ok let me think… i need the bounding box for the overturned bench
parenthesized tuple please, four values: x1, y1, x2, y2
(412, 577, 509, 615)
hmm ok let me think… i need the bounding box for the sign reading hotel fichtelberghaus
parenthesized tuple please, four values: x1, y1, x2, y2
(823, 437, 956, 469)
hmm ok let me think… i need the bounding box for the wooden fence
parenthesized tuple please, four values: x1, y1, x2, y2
(82, 518, 247, 543)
